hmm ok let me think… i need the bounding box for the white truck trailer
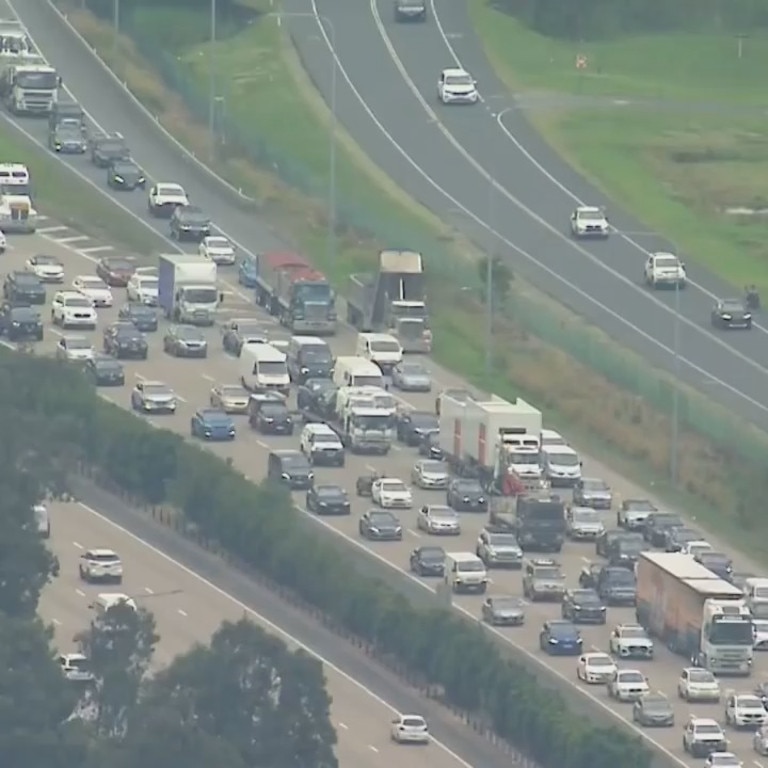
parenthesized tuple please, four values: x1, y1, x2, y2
(438, 393, 544, 491)
(158, 254, 218, 325)
(636, 552, 753, 675)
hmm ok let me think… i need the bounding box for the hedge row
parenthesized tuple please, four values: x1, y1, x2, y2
(8, 352, 651, 768)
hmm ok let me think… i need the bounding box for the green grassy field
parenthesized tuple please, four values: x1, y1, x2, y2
(468, 0, 768, 289)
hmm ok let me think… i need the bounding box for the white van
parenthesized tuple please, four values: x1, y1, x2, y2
(33, 503, 50, 538)
(444, 552, 487, 594)
(745, 578, 768, 619)
(240, 343, 289, 395)
(333, 356, 384, 389)
(541, 445, 581, 487)
(91, 593, 137, 620)
(356, 332, 402, 371)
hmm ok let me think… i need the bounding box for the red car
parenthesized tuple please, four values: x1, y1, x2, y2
(96, 255, 137, 287)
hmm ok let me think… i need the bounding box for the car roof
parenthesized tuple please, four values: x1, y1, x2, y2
(442, 67, 470, 77)
(577, 205, 603, 213)
(85, 548, 118, 557)
(139, 379, 167, 386)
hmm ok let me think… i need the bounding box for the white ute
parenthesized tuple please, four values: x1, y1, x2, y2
(644, 252, 687, 289)
(437, 68, 478, 104)
(390, 714, 429, 744)
(147, 182, 189, 217)
(570, 206, 609, 238)
(724, 692, 768, 728)
(199, 235, 236, 265)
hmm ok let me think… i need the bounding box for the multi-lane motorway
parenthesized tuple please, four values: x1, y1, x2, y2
(6, 227, 767, 768)
(3, 2, 768, 765)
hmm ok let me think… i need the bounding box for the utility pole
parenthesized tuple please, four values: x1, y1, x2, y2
(485, 177, 495, 379)
(112, 0, 119, 63)
(208, 0, 217, 161)
(670, 276, 681, 484)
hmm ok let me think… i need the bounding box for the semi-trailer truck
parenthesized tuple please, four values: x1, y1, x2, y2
(253, 251, 336, 335)
(158, 254, 218, 325)
(636, 551, 753, 675)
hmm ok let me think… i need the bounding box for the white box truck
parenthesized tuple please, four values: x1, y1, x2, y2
(158, 253, 218, 325)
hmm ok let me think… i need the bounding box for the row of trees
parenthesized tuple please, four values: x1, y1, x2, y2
(496, 0, 768, 39)
(0, 350, 653, 768)
(0, 352, 337, 767)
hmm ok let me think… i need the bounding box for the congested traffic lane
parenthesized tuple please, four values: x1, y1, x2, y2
(8, 233, 767, 768)
(37, 500, 462, 768)
(13, 0, 768, 432)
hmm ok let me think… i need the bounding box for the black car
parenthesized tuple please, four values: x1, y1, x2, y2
(446, 477, 487, 512)
(49, 122, 86, 153)
(643, 512, 683, 546)
(84, 354, 125, 386)
(90, 133, 130, 167)
(409, 545, 446, 576)
(418, 431, 443, 459)
(170, 204, 211, 242)
(118, 303, 158, 332)
(394, 0, 427, 21)
(3, 272, 46, 305)
(107, 159, 146, 190)
(595, 528, 626, 558)
(561, 588, 607, 624)
(305, 484, 350, 515)
(695, 551, 733, 580)
(605, 533, 646, 565)
(711, 298, 752, 329)
(662, 526, 701, 552)
(359, 509, 402, 540)
(222, 319, 267, 356)
(396, 410, 439, 446)
(103, 322, 148, 360)
(297, 378, 336, 417)
(0, 303, 43, 340)
(250, 400, 294, 435)
(267, 450, 313, 489)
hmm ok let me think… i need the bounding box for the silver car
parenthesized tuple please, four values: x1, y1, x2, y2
(411, 459, 449, 489)
(391, 361, 432, 392)
(574, 477, 613, 509)
(416, 505, 461, 535)
(566, 506, 605, 540)
(210, 384, 250, 414)
(481, 595, 525, 626)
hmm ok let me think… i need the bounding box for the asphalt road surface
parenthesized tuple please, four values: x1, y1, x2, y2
(10, 0, 768, 432)
(6, 229, 768, 768)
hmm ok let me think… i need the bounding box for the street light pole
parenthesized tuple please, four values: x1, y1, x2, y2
(208, 0, 217, 162)
(112, 0, 119, 63)
(671, 276, 681, 484)
(485, 178, 494, 379)
(268, 13, 337, 272)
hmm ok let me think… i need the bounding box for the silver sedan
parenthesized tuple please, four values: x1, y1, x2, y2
(411, 459, 450, 489)
(416, 505, 461, 535)
(391, 361, 432, 392)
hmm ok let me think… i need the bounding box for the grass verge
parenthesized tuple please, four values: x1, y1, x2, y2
(0, 116, 164, 254)
(467, 0, 768, 291)
(49, 3, 768, 561)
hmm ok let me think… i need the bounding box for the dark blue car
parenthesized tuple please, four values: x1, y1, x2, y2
(118, 302, 158, 332)
(190, 409, 236, 441)
(539, 620, 583, 656)
(238, 254, 258, 288)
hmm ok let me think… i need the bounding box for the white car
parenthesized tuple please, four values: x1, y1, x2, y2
(706, 752, 742, 768)
(437, 67, 478, 104)
(390, 714, 429, 744)
(73, 275, 113, 307)
(725, 692, 768, 728)
(199, 235, 236, 265)
(51, 290, 97, 329)
(55, 335, 95, 363)
(371, 478, 413, 509)
(59, 653, 94, 683)
(79, 548, 123, 584)
(147, 181, 189, 217)
(126, 271, 159, 306)
(26, 253, 64, 282)
(681, 540, 713, 557)
(576, 652, 617, 684)
(644, 252, 687, 289)
(678, 667, 721, 702)
(608, 624, 654, 659)
(607, 669, 649, 702)
(754, 619, 768, 650)
(570, 206, 609, 238)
